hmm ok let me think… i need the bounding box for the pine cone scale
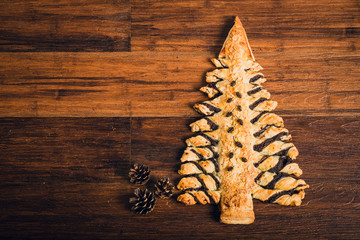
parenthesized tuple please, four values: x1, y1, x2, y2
(129, 188, 156, 215)
(155, 177, 175, 199)
(129, 163, 151, 185)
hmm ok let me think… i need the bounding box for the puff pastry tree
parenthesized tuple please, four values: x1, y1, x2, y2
(177, 17, 309, 224)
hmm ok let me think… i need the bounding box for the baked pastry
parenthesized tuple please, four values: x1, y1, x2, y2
(177, 16, 309, 224)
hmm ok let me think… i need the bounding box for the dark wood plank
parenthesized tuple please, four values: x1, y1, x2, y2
(131, 0, 359, 52)
(0, 51, 359, 117)
(0, 0, 130, 52)
(0, 117, 132, 239)
(1, 116, 359, 239)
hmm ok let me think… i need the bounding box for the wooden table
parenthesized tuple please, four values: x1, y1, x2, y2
(0, 0, 359, 239)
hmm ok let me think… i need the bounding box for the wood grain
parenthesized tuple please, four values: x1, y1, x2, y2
(131, 0, 359, 52)
(0, 51, 359, 117)
(0, 0, 359, 239)
(0, 117, 359, 239)
(0, 0, 359, 117)
(0, 0, 130, 51)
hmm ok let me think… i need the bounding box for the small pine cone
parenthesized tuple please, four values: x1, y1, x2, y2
(154, 177, 175, 199)
(129, 188, 156, 215)
(129, 163, 150, 185)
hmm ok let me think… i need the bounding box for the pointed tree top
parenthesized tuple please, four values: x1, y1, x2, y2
(234, 16, 243, 27)
(219, 16, 255, 62)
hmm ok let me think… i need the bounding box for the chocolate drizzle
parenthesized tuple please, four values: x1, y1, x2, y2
(249, 74, 263, 83)
(204, 117, 219, 131)
(190, 149, 205, 160)
(191, 174, 208, 190)
(187, 160, 207, 174)
(214, 75, 224, 81)
(206, 146, 217, 156)
(254, 155, 270, 167)
(218, 60, 229, 69)
(254, 171, 265, 182)
(253, 148, 292, 169)
(200, 102, 221, 114)
(253, 132, 288, 152)
(204, 191, 216, 204)
(186, 191, 200, 204)
(195, 146, 219, 172)
(275, 147, 292, 157)
(262, 172, 295, 189)
(227, 127, 234, 133)
(250, 111, 269, 124)
(209, 173, 221, 188)
(181, 159, 219, 173)
(247, 87, 263, 96)
(182, 173, 220, 191)
(264, 186, 305, 203)
(253, 124, 275, 137)
(237, 119, 243, 125)
(207, 158, 219, 172)
(207, 82, 223, 99)
(268, 156, 293, 173)
(249, 97, 268, 110)
(198, 132, 219, 146)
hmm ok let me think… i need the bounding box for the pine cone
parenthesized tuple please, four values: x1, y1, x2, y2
(129, 188, 156, 215)
(129, 163, 150, 185)
(154, 177, 175, 199)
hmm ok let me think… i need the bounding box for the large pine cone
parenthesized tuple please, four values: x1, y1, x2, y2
(129, 188, 156, 215)
(128, 163, 150, 185)
(154, 177, 175, 199)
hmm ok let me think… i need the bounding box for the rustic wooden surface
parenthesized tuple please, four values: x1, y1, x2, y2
(0, 0, 359, 239)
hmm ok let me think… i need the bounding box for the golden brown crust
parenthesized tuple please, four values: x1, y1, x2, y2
(177, 16, 309, 224)
(219, 16, 255, 63)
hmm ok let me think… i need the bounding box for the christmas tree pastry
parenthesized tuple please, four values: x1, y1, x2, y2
(177, 16, 309, 224)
